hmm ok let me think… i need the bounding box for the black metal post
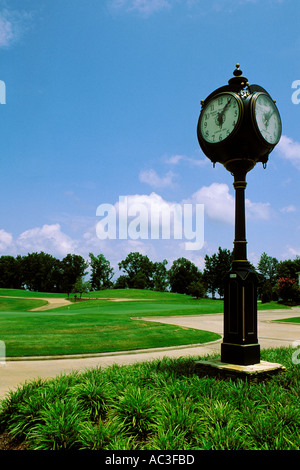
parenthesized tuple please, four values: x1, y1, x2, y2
(221, 165, 260, 366)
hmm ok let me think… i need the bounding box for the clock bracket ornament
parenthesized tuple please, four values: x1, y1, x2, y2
(197, 65, 282, 366)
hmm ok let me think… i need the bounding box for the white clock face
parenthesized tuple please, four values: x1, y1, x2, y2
(200, 93, 242, 143)
(253, 93, 281, 145)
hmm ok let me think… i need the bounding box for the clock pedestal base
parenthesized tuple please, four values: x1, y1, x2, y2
(221, 269, 260, 366)
(221, 343, 260, 366)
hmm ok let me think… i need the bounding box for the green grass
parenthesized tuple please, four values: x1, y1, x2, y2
(0, 347, 299, 450)
(277, 317, 300, 323)
(0, 298, 48, 311)
(0, 288, 68, 298)
(0, 290, 222, 357)
(0, 289, 293, 357)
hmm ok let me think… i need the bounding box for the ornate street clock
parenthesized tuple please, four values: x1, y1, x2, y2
(196, 65, 282, 366)
(197, 64, 282, 173)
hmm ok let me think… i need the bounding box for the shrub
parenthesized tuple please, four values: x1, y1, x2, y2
(276, 276, 300, 304)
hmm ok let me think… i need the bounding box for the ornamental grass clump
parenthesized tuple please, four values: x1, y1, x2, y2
(28, 399, 87, 450)
(109, 385, 157, 438)
(71, 380, 109, 422)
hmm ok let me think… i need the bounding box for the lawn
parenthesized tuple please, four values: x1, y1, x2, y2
(0, 289, 223, 357)
(0, 288, 293, 358)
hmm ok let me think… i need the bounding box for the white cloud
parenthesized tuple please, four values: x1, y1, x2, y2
(0, 229, 13, 250)
(109, 0, 171, 16)
(165, 154, 208, 167)
(0, 14, 13, 47)
(280, 205, 297, 213)
(276, 135, 300, 170)
(0, 183, 272, 265)
(282, 245, 300, 259)
(188, 183, 235, 224)
(187, 182, 271, 224)
(0, 9, 33, 48)
(139, 169, 176, 188)
(245, 199, 271, 220)
(16, 224, 77, 258)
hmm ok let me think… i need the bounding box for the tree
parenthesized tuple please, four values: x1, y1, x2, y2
(89, 253, 114, 291)
(118, 252, 154, 289)
(168, 257, 202, 295)
(202, 253, 218, 298)
(257, 252, 279, 286)
(0, 255, 23, 289)
(114, 275, 129, 289)
(60, 254, 88, 297)
(188, 280, 206, 299)
(203, 247, 233, 299)
(277, 257, 300, 280)
(276, 276, 300, 304)
(72, 277, 91, 299)
(131, 272, 148, 289)
(261, 279, 273, 303)
(21, 252, 61, 292)
(152, 260, 169, 292)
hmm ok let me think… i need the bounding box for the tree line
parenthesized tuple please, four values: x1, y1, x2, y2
(0, 249, 299, 303)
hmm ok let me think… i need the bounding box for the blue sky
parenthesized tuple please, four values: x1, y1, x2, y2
(0, 0, 299, 275)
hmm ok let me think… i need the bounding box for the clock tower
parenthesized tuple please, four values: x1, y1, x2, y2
(197, 64, 282, 366)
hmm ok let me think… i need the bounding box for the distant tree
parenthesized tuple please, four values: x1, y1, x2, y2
(72, 277, 91, 299)
(276, 276, 300, 304)
(203, 247, 233, 299)
(21, 252, 61, 292)
(257, 252, 279, 286)
(60, 254, 88, 297)
(114, 275, 129, 289)
(260, 279, 273, 304)
(0, 255, 23, 289)
(188, 280, 206, 299)
(152, 260, 169, 292)
(277, 257, 300, 280)
(131, 272, 148, 289)
(118, 252, 154, 289)
(89, 253, 114, 291)
(168, 257, 202, 295)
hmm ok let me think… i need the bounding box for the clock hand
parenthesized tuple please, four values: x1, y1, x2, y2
(263, 111, 274, 128)
(217, 99, 232, 128)
(222, 98, 232, 113)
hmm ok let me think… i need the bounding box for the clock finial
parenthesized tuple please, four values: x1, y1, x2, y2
(228, 63, 248, 90)
(233, 63, 243, 77)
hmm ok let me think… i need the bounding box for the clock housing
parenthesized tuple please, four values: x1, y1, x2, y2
(197, 66, 282, 173)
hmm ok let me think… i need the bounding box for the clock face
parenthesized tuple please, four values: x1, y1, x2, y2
(199, 92, 242, 143)
(252, 93, 281, 145)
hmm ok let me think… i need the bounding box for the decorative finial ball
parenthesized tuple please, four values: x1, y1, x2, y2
(233, 63, 243, 77)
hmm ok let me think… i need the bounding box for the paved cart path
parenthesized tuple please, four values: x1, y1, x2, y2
(0, 307, 299, 399)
